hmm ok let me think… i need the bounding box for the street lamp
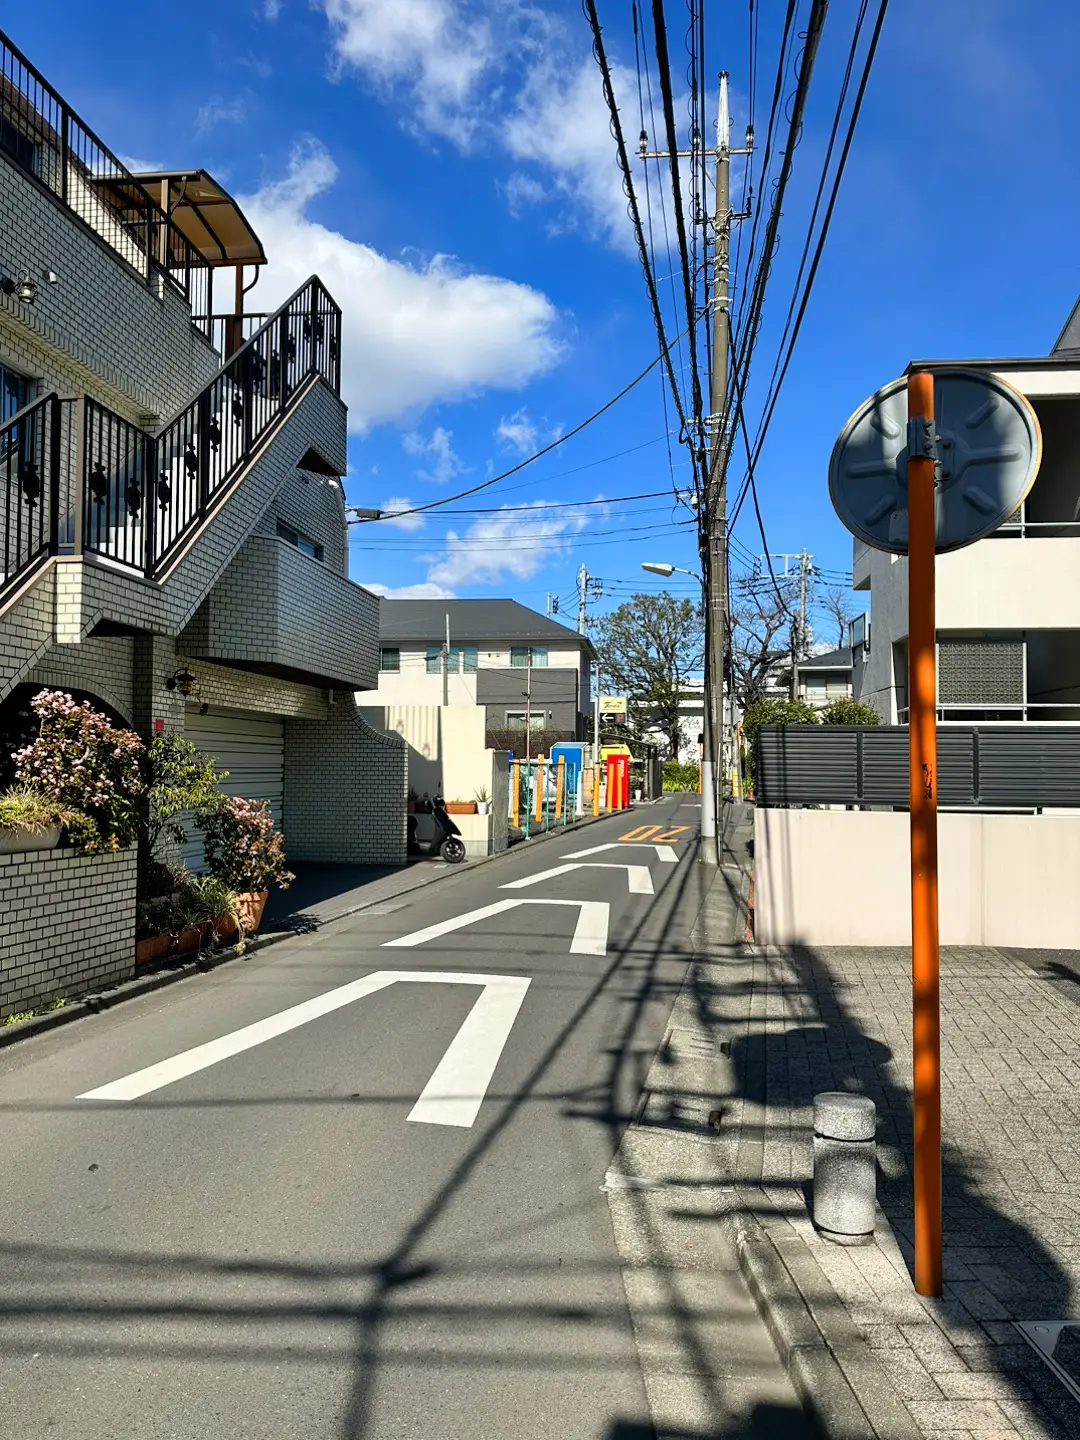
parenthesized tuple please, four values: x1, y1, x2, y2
(641, 561, 720, 858)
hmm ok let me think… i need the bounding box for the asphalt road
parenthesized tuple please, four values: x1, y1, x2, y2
(0, 795, 759, 1438)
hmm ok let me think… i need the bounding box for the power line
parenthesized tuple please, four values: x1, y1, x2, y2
(349, 333, 687, 526)
(583, 0, 695, 454)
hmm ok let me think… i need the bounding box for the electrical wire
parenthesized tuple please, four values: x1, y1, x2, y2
(583, 0, 695, 454)
(349, 328, 689, 526)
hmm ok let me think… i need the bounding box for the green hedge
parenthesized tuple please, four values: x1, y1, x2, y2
(662, 760, 700, 792)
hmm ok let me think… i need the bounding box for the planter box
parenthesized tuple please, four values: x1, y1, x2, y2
(0, 825, 61, 855)
(444, 802, 477, 815)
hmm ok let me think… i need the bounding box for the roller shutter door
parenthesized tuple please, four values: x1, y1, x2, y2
(180, 708, 284, 872)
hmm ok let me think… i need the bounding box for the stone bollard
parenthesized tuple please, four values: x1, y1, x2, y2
(812, 1092, 877, 1246)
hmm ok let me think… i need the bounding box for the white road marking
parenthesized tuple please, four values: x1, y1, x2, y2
(382, 897, 610, 956)
(565, 842, 679, 864)
(500, 862, 654, 895)
(78, 971, 530, 1127)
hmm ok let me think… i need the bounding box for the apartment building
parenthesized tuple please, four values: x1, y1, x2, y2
(0, 27, 405, 877)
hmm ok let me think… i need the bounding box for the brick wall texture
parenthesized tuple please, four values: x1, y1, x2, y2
(0, 844, 136, 1017)
(0, 155, 221, 422)
(284, 699, 407, 865)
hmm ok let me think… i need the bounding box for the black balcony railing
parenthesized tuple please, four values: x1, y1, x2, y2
(0, 276, 340, 603)
(0, 28, 211, 330)
(0, 393, 60, 593)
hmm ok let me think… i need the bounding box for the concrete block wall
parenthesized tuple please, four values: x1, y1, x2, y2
(0, 845, 137, 1017)
(0, 155, 221, 423)
(179, 535, 379, 690)
(283, 698, 407, 865)
(253, 469, 349, 576)
(28, 635, 135, 721)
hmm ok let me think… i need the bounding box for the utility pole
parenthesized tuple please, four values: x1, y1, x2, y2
(546, 592, 560, 618)
(640, 73, 751, 859)
(577, 564, 589, 635)
(783, 549, 813, 700)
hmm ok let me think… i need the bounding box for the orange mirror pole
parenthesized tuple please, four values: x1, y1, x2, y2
(908, 370, 942, 1297)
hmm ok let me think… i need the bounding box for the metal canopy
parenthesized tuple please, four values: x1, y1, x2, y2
(99, 169, 267, 267)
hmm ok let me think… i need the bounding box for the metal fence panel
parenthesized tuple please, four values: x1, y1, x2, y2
(754, 724, 1080, 809)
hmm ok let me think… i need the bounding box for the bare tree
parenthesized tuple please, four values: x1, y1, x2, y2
(593, 592, 704, 760)
(729, 574, 798, 709)
(818, 583, 858, 650)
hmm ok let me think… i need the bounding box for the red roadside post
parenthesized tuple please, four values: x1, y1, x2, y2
(907, 370, 942, 1298)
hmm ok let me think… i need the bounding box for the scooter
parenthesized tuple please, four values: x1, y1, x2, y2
(407, 795, 468, 864)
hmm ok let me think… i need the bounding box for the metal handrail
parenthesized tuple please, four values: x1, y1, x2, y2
(79, 275, 341, 578)
(0, 27, 210, 331)
(0, 392, 61, 601)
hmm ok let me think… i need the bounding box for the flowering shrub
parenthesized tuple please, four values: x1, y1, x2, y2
(200, 797, 294, 892)
(13, 690, 144, 854)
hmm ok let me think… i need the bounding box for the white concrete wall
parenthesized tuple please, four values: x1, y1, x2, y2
(756, 807, 1080, 948)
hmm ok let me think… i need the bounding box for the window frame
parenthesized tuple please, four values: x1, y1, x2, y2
(379, 646, 400, 673)
(510, 645, 548, 668)
(275, 517, 324, 563)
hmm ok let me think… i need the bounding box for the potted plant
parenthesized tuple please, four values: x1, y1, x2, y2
(474, 786, 491, 816)
(0, 786, 78, 854)
(199, 797, 294, 936)
(444, 798, 477, 815)
(172, 873, 240, 953)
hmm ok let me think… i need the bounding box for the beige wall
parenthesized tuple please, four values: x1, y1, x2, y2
(358, 703, 508, 855)
(756, 807, 1080, 948)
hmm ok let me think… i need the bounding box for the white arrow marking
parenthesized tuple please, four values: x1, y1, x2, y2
(565, 842, 679, 864)
(78, 971, 530, 1126)
(501, 862, 654, 895)
(382, 897, 609, 956)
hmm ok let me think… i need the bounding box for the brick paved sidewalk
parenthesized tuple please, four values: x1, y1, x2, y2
(722, 938, 1080, 1439)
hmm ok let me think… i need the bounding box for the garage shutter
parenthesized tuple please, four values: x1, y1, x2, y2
(180, 708, 285, 872)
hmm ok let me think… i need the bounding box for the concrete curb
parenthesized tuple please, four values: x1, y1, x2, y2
(0, 807, 622, 1052)
(730, 1193, 922, 1440)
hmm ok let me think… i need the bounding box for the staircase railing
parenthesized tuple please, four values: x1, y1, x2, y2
(0, 276, 340, 604)
(0, 393, 61, 599)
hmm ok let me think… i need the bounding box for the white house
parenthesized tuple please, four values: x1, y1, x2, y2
(853, 325, 1080, 724)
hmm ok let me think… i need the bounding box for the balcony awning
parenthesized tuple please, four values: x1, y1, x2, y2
(98, 169, 267, 267)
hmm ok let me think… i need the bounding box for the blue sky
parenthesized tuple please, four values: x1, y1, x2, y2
(9, 0, 1080, 627)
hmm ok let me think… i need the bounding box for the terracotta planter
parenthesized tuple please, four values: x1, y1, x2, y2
(235, 889, 270, 935)
(444, 802, 477, 815)
(135, 932, 171, 966)
(214, 911, 239, 941)
(173, 924, 205, 955)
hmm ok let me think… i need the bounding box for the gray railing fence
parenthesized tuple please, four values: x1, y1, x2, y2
(753, 724, 1080, 809)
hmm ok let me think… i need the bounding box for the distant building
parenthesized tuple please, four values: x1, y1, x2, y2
(370, 598, 594, 742)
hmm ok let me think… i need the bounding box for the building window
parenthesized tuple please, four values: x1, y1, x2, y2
(505, 710, 547, 732)
(462, 646, 478, 673)
(0, 117, 37, 180)
(446, 647, 462, 673)
(379, 647, 400, 672)
(0, 363, 34, 424)
(426, 646, 442, 674)
(511, 646, 547, 668)
(276, 518, 324, 562)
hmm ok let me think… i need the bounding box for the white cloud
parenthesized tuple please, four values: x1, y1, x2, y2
(323, 0, 493, 145)
(195, 97, 246, 136)
(264, 0, 283, 19)
(317, 1, 639, 250)
(402, 426, 465, 484)
(380, 496, 425, 531)
(495, 408, 537, 455)
(239, 140, 564, 431)
(365, 580, 456, 599)
(502, 58, 636, 252)
(117, 153, 164, 175)
(425, 502, 589, 590)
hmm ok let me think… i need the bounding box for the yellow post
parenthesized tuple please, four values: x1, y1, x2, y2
(511, 761, 520, 829)
(534, 758, 544, 825)
(555, 756, 565, 819)
(592, 767, 600, 816)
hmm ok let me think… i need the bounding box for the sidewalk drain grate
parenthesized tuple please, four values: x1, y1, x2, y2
(1015, 1321, 1080, 1406)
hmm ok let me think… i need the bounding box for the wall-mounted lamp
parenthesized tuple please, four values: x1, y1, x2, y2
(165, 666, 197, 697)
(1, 272, 38, 305)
